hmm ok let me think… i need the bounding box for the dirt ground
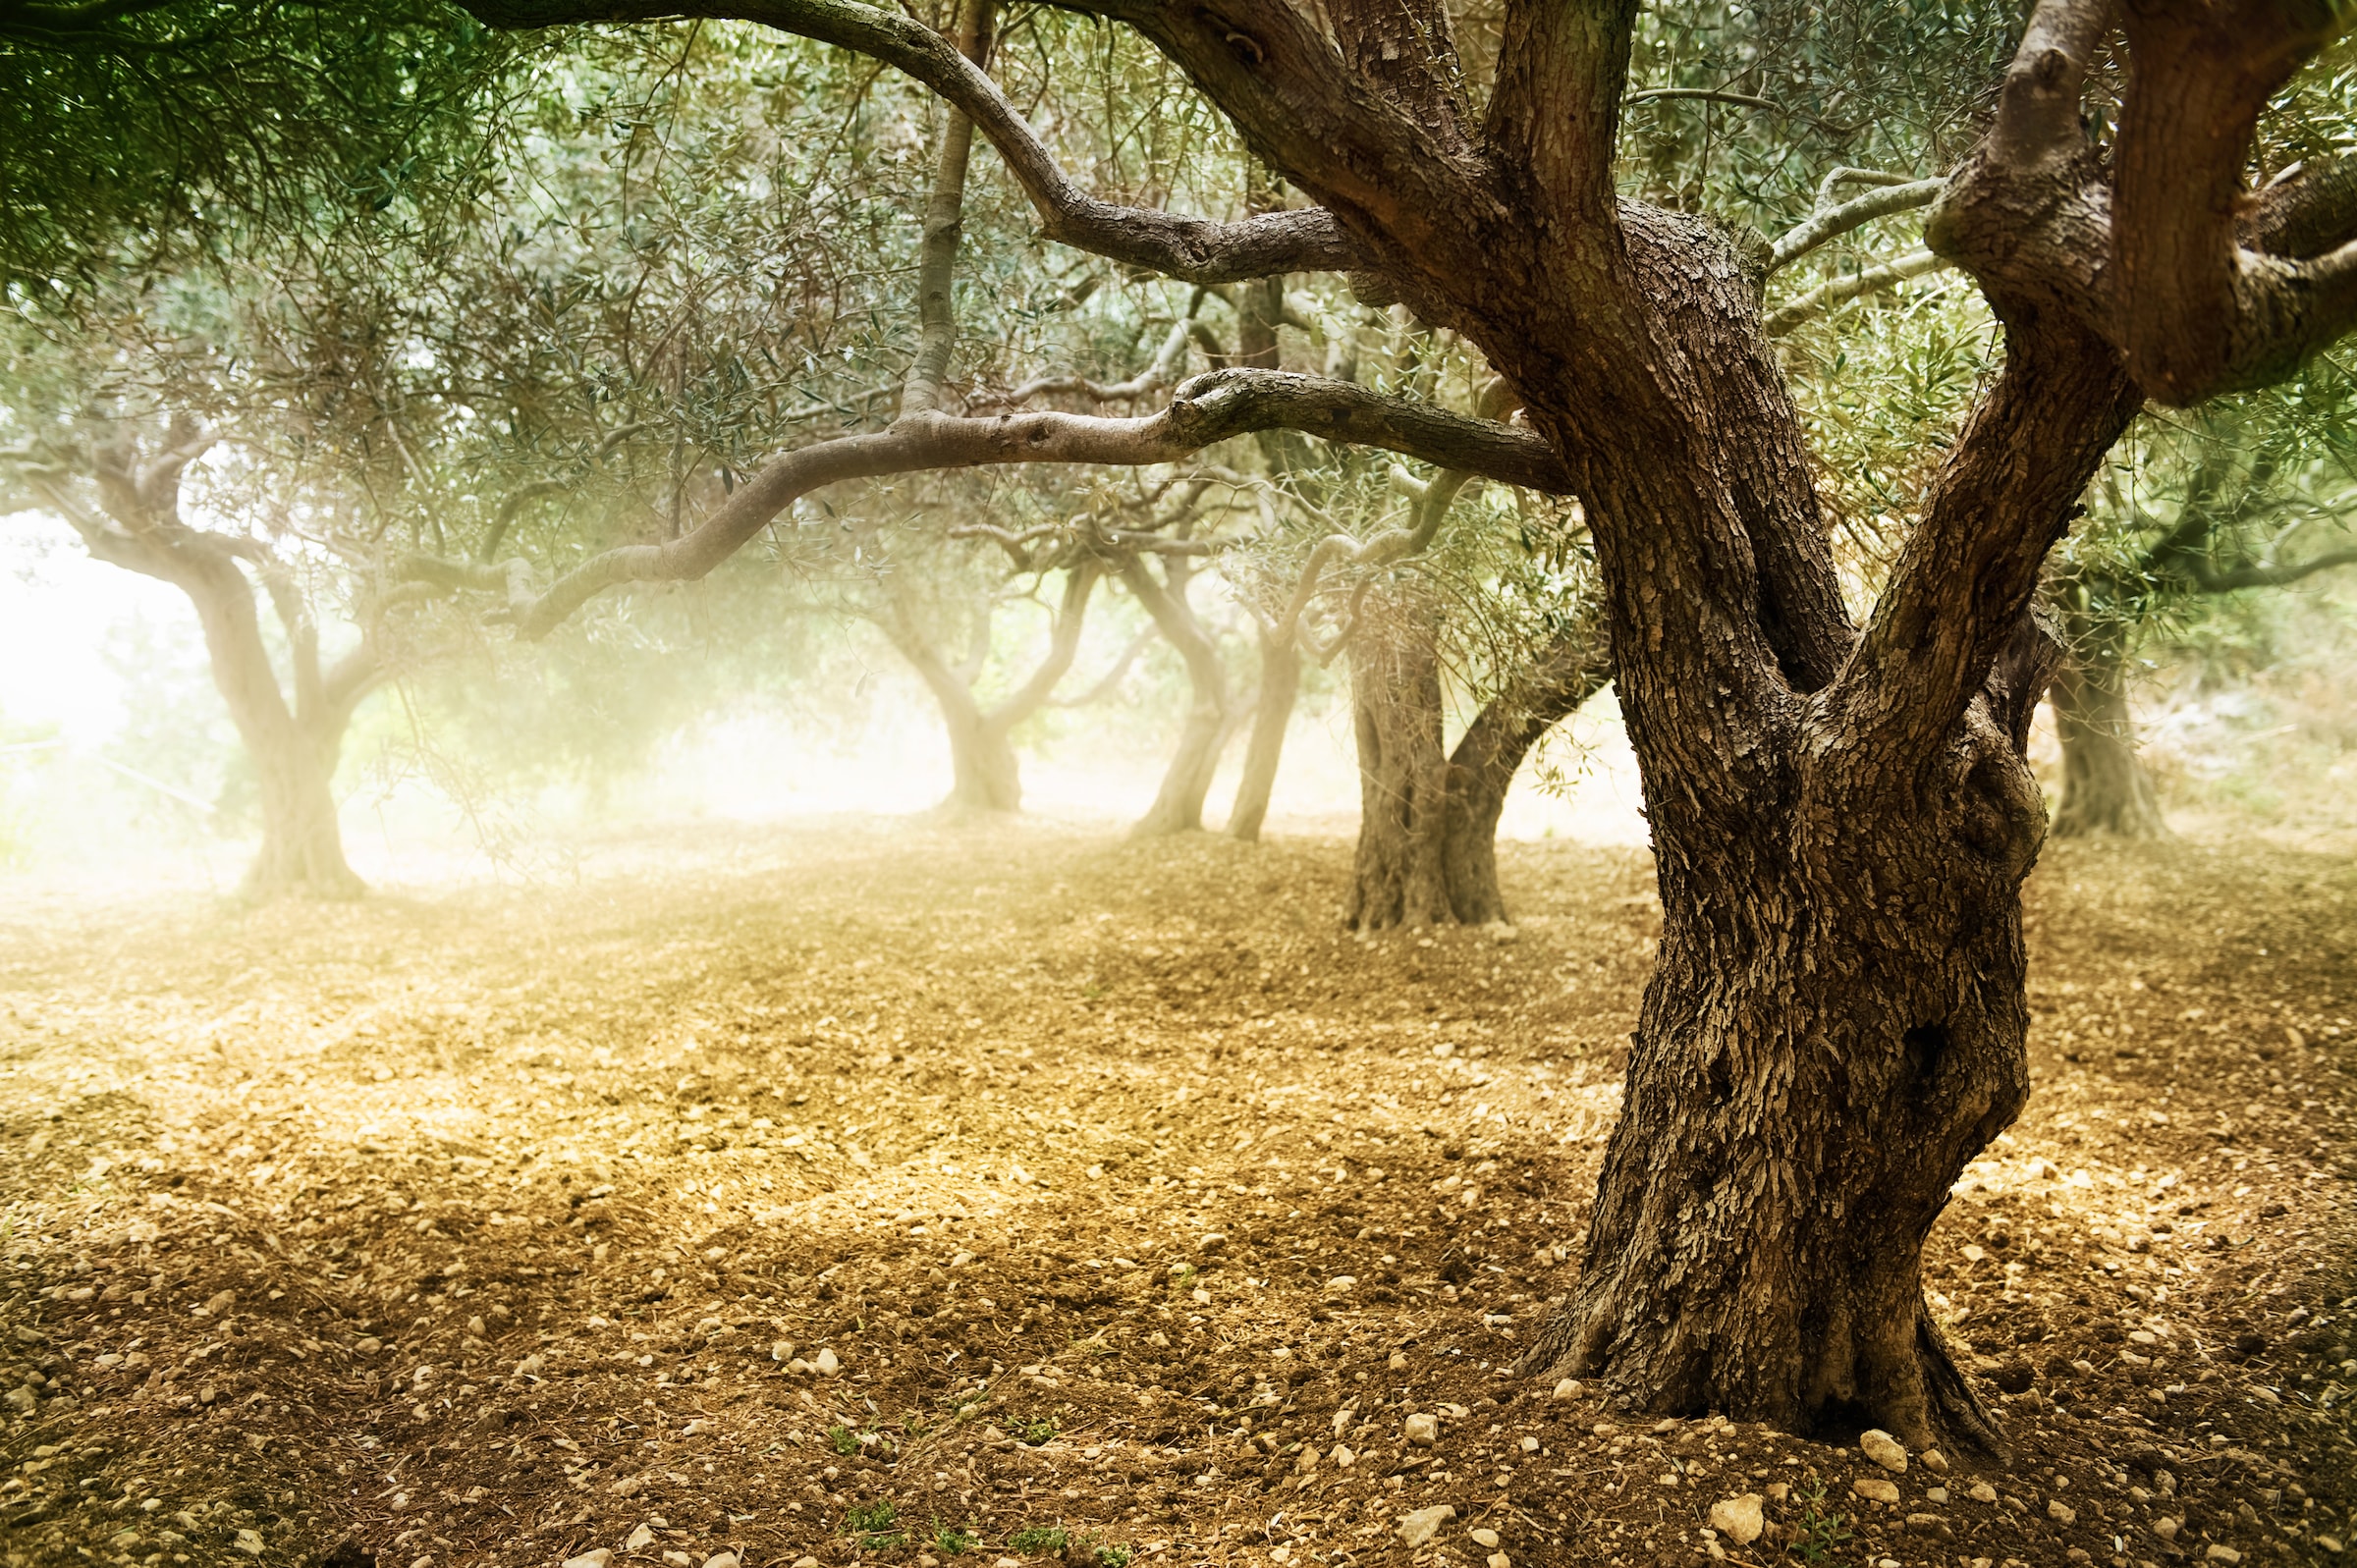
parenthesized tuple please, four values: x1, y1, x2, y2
(1, 820, 2352, 1568)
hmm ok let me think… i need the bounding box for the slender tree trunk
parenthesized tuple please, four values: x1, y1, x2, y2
(1226, 622, 1301, 842)
(1124, 556, 1233, 838)
(1345, 598, 1452, 927)
(2049, 637, 2168, 838)
(241, 718, 363, 898)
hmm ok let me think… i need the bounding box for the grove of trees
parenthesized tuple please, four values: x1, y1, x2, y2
(8, 0, 2357, 1457)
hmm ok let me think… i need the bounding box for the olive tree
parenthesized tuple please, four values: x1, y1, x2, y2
(356, 0, 2357, 1445)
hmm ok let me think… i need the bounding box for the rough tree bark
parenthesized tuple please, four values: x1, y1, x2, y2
(18, 423, 373, 898)
(439, 0, 2357, 1446)
(2049, 630, 2170, 839)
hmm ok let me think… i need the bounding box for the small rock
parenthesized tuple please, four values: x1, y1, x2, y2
(1403, 1412, 1439, 1446)
(791, 1559, 821, 1568)
(1552, 1379, 1582, 1401)
(2047, 1500, 2076, 1525)
(1330, 1443, 1354, 1468)
(4, 1387, 32, 1415)
(562, 1553, 612, 1568)
(1905, 1513, 1948, 1537)
(1766, 1483, 1790, 1503)
(1992, 1358, 2036, 1394)
(1859, 1430, 1907, 1473)
(234, 1529, 265, 1557)
(1395, 1505, 1456, 1548)
(681, 1419, 710, 1436)
(1389, 1351, 1409, 1371)
(950, 1250, 977, 1267)
(662, 1554, 691, 1567)
(700, 1555, 740, 1568)
(1708, 1494, 1764, 1545)
(1470, 1529, 1501, 1548)
(2312, 1536, 2344, 1555)
(356, 1336, 382, 1354)
(1968, 1482, 1998, 1503)
(813, 1347, 840, 1376)
(1853, 1478, 1900, 1505)
(770, 1340, 794, 1363)
(467, 1316, 486, 1336)
(627, 1524, 655, 1549)
(1920, 1448, 1948, 1474)
(1926, 1487, 1948, 1504)
(1196, 1232, 1228, 1253)
(2155, 1518, 2181, 1541)
(514, 1354, 545, 1379)
(2205, 1549, 2241, 1565)
(1487, 1556, 1509, 1568)
(205, 1289, 237, 1315)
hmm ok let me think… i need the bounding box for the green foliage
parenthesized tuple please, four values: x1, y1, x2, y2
(1094, 1545, 1133, 1568)
(847, 1497, 904, 1549)
(1014, 1415, 1058, 1446)
(1008, 1525, 1069, 1553)
(1785, 1481, 1853, 1564)
(933, 1519, 979, 1556)
(827, 1423, 860, 1457)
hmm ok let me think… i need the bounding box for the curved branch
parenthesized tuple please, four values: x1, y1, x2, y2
(459, 0, 1363, 284)
(1769, 180, 1946, 274)
(1764, 250, 1950, 337)
(411, 368, 1563, 639)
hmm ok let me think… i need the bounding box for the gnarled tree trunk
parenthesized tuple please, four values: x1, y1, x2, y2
(2049, 635, 2168, 838)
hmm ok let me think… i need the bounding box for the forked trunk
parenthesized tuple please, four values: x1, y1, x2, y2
(2049, 639, 2168, 838)
(1350, 595, 1611, 928)
(1226, 624, 1301, 843)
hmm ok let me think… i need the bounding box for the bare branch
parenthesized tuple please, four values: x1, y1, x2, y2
(1769, 180, 1946, 275)
(1624, 86, 1780, 114)
(1764, 250, 1950, 337)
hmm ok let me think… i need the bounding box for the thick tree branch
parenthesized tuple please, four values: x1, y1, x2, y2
(1832, 314, 2142, 770)
(458, 0, 1363, 284)
(1485, 0, 1639, 223)
(410, 368, 1564, 639)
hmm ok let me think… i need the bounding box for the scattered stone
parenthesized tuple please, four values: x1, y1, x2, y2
(1765, 1483, 1790, 1504)
(1707, 1494, 1764, 1545)
(2205, 1548, 2241, 1565)
(1859, 1430, 1907, 1472)
(1395, 1505, 1456, 1548)
(791, 1559, 821, 1568)
(1993, 1358, 2036, 1394)
(1925, 1487, 1948, 1505)
(1852, 1478, 1900, 1505)
(1905, 1513, 1949, 1538)
(770, 1340, 794, 1363)
(1196, 1233, 1228, 1253)
(1967, 1483, 1998, 1503)
(627, 1525, 655, 1549)
(562, 1553, 612, 1568)
(1920, 1449, 1948, 1475)
(1552, 1379, 1582, 1401)
(1403, 1412, 1439, 1446)
(951, 1250, 977, 1268)
(813, 1348, 840, 1376)
(2313, 1536, 2344, 1555)
(234, 1529, 265, 1557)
(700, 1555, 740, 1568)
(1389, 1352, 1409, 1371)
(1486, 1555, 1508, 1568)
(2155, 1518, 2181, 1541)
(1469, 1529, 1501, 1548)
(2047, 1500, 2075, 1526)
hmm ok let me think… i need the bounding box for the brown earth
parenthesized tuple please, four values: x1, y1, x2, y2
(0, 821, 2351, 1568)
